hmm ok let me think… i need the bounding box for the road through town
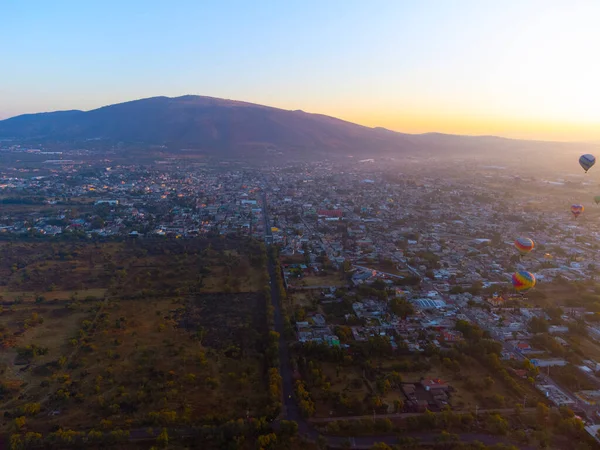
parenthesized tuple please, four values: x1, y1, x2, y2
(260, 191, 530, 449)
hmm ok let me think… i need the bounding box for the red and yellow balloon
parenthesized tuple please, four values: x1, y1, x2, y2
(512, 271, 536, 294)
(571, 204, 584, 218)
(514, 237, 534, 256)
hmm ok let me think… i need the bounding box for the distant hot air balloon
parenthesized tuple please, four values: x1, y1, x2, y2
(594, 196, 600, 205)
(571, 204, 584, 218)
(544, 253, 553, 260)
(512, 271, 536, 294)
(579, 154, 596, 173)
(514, 237, 534, 256)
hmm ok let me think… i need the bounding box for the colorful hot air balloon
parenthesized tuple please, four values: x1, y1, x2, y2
(514, 237, 534, 256)
(594, 196, 600, 205)
(512, 271, 536, 293)
(579, 154, 596, 173)
(544, 253, 553, 260)
(571, 204, 584, 218)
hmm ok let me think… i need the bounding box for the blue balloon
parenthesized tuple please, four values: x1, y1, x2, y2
(580, 154, 596, 173)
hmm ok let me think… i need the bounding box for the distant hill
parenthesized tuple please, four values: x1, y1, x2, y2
(0, 95, 593, 160)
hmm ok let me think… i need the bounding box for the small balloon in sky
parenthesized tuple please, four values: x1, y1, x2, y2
(514, 237, 534, 256)
(512, 271, 536, 293)
(571, 204, 584, 218)
(579, 154, 596, 173)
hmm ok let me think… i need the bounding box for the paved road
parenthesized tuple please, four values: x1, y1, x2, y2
(310, 407, 537, 423)
(262, 192, 308, 431)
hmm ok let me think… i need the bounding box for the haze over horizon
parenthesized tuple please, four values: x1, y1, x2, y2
(2, 0, 599, 142)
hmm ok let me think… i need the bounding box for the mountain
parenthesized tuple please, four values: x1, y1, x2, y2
(0, 95, 593, 161)
(0, 95, 405, 155)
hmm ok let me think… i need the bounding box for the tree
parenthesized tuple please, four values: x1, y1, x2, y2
(490, 394, 505, 408)
(469, 281, 483, 295)
(370, 443, 392, 450)
(485, 413, 508, 435)
(389, 297, 414, 319)
(455, 320, 484, 341)
(514, 403, 523, 417)
(533, 429, 551, 448)
(14, 416, 26, 430)
(23, 432, 42, 447)
(257, 433, 278, 450)
(9, 434, 23, 450)
(156, 428, 169, 448)
(537, 402, 550, 425)
(435, 431, 459, 443)
(317, 435, 328, 450)
(22, 403, 40, 416)
(279, 420, 298, 440)
(529, 317, 549, 333)
(394, 399, 404, 413)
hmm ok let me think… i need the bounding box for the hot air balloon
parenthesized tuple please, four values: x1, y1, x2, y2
(594, 196, 600, 205)
(579, 154, 596, 173)
(514, 237, 534, 256)
(571, 204, 584, 218)
(512, 271, 536, 294)
(544, 253, 553, 260)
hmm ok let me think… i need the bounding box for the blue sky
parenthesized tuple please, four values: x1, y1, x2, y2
(2, 0, 599, 140)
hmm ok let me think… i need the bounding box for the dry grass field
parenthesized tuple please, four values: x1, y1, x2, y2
(0, 237, 272, 437)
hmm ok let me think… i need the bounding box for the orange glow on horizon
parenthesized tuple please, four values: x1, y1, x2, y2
(333, 110, 600, 142)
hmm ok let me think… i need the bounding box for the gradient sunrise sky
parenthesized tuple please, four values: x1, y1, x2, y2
(1, 0, 599, 141)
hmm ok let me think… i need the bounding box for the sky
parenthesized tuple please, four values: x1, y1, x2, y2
(1, 0, 599, 142)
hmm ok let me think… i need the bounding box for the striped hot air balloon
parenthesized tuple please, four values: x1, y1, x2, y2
(514, 237, 534, 256)
(580, 154, 596, 173)
(571, 204, 584, 218)
(512, 271, 536, 294)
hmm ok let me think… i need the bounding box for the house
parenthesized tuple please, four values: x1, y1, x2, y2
(317, 209, 343, 218)
(487, 294, 505, 307)
(421, 378, 449, 392)
(442, 330, 463, 342)
(516, 342, 531, 351)
(554, 336, 569, 347)
(511, 369, 528, 379)
(402, 384, 416, 399)
(95, 199, 119, 206)
(549, 325, 569, 334)
(530, 359, 568, 367)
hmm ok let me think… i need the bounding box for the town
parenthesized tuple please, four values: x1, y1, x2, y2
(2, 143, 600, 449)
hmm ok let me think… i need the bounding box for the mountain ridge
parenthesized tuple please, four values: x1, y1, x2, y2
(0, 95, 594, 159)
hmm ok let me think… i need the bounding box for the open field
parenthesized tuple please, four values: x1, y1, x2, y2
(0, 238, 266, 299)
(312, 362, 371, 417)
(297, 273, 347, 288)
(288, 291, 316, 309)
(573, 336, 600, 361)
(24, 295, 269, 433)
(0, 237, 272, 436)
(0, 288, 107, 303)
(0, 301, 98, 414)
(354, 261, 410, 277)
(299, 352, 543, 419)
